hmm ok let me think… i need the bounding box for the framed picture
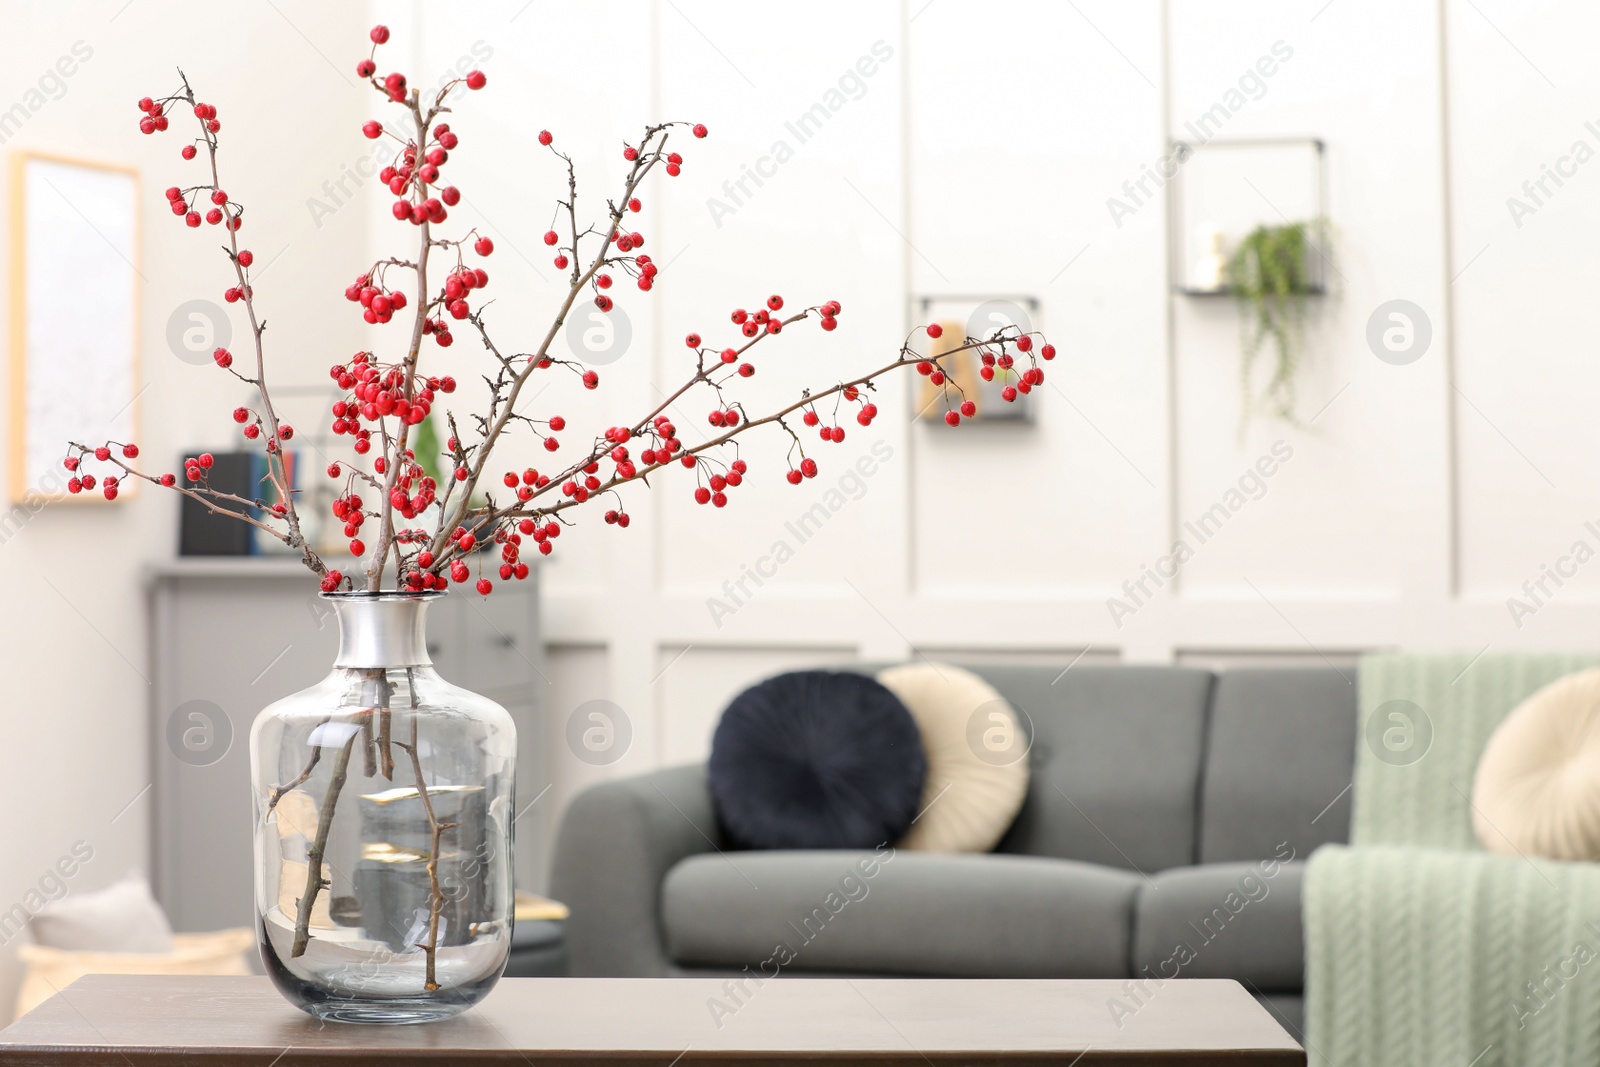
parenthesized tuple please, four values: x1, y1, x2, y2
(8, 152, 140, 503)
(913, 294, 1041, 424)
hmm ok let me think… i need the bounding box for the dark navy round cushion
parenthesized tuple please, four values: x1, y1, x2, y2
(709, 670, 928, 850)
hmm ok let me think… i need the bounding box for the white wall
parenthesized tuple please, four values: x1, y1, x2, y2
(2, 0, 1597, 1019)
(447, 0, 1600, 853)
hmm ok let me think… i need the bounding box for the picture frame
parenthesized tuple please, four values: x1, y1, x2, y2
(8, 151, 141, 503)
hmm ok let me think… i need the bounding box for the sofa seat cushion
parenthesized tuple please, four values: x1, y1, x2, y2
(662, 849, 1140, 978)
(1131, 859, 1304, 992)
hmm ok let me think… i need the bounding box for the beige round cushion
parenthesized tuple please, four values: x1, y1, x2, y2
(877, 663, 1029, 852)
(1473, 668, 1600, 861)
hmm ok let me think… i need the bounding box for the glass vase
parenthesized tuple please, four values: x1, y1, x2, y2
(250, 591, 516, 1024)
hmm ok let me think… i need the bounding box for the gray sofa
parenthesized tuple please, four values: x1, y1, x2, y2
(550, 665, 1357, 1035)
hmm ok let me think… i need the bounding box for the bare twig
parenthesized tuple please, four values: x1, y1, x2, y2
(396, 717, 452, 992)
(290, 728, 357, 958)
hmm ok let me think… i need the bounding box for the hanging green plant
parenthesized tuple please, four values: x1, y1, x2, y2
(1226, 220, 1325, 429)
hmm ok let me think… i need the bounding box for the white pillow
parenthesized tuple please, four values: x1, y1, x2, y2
(1473, 668, 1600, 861)
(29, 874, 174, 954)
(877, 663, 1030, 852)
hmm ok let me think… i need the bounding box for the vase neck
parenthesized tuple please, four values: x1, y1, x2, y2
(328, 594, 436, 669)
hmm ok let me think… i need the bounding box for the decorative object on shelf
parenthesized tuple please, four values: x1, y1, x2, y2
(9, 153, 138, 504)
(60, 22, 1054, 1024)
(1227, 219, 1327, 427)
(1188, 223, 1227, 293)
(1165, 137, 1329, 427)
(913, 296, 1048, 424)
(708, 670, 926, 851)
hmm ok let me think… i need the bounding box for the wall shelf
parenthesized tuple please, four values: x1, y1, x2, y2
(1166, 136, 1328, 296)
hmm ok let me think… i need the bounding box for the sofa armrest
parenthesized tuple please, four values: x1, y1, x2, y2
(549, 763, 723, 976)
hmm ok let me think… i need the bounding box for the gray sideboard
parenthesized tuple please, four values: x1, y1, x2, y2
(147, 560, 547, 933)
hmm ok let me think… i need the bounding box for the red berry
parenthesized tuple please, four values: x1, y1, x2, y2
(960, 400, 977, 418)
(544, 230, 559, 245)
(363, 120, 382, 139)
(94, 447, 111, 461)
(767, 295, 783, 311)
(357, 59, 376, 78)
(370, 24, 390, 43)
(350, 538, 366, 556)
(1041, 343, 1057, 360)
(465, 70, 487, 90)
(945, 411, 961, 426)
(475, 237, 494, 256)
(800, 458, 818, 478)
(694, 486, 711, 505)
(237, 250, 253, 267)
(476, 577, 493, 595)
(685, 333, 701, 348)
(927, 323, 943, 339)
(122, 444, 139, 459)
(538, 130, 553, 146)
(692, 123, 708, 138)
(160, 473, 176, 486)
(181, 145, 197, 160)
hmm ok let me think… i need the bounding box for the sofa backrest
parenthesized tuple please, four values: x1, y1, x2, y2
(845, 661, 1357, 871)
(969, 665, 1215, 873)
(1197, 667, 1356, 863)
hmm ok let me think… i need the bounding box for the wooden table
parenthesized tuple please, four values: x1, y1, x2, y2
(0, 975, 1303, 1065)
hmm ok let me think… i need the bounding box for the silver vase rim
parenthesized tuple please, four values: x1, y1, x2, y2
(323, 590, 441, 668)
(318, 590, 448, 601)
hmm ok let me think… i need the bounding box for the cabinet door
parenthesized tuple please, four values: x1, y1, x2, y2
(151, 572, 339, 933)
(455, 577, 547, 890)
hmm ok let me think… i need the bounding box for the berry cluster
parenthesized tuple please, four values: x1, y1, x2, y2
(66, 23, 1053, 598)
(344, 274, 409, 325)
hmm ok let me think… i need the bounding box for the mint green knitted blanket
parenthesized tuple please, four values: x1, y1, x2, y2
(1305, 653, 1600, 1066)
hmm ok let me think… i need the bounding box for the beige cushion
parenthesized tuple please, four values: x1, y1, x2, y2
(1473, 668, 1600, 861)
(877, 663, 1029, 852)
(14, 928, 253, 1019)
